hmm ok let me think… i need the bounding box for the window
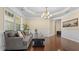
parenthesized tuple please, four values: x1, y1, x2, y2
(4, 9, 21, 31)
(15, 16, 21, 31)
(4, 10, 14, 30)
(5, 20, 14, 30)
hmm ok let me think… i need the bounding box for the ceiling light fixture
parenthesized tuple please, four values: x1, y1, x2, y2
(41, 7, 52, 20)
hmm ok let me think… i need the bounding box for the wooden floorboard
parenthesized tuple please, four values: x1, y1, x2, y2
(61, 37, 79, 51)
(27, 35, 63, 51)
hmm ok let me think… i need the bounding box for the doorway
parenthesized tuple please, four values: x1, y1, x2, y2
(55, 20, 61, 37)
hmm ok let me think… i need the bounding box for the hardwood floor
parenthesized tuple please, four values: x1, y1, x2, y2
(27, 35, 63, 51)
(61, 37, 79, 51)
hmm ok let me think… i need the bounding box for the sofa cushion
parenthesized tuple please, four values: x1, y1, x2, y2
(8, 33, 15, 37)
(18, 31, 24, 38)
(7, 32, 19, 37)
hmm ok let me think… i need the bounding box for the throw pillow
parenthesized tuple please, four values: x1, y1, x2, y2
(15, 32, 19, 37)
(18, 31, 24, 38)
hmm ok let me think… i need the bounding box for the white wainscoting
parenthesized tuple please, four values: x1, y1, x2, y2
(0, 32, 5, 51)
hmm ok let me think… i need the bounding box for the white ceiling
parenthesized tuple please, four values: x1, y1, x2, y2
(25, 7, 66, 13)
(11, 7, 79, 20)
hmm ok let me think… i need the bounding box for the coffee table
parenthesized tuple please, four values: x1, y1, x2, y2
(32, 38, 45, 47)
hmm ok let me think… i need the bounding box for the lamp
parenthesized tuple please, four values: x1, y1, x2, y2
(41, 7, 52, 20)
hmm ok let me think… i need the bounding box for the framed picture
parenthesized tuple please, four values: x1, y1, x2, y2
(63, 18, 78, 27)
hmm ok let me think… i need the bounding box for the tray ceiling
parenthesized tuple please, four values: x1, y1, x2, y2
(10, 7, 79, 19)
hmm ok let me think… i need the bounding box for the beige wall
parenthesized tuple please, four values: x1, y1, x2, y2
(28, 17, 50, 37)
(22, 18, 30, 31)
(0, 8, 4, 32)
(49, 20, 56, 36)
(23, 18, 29, 25)
(0, 8, 5, 50)
(61, 9, 79, 42)
(26, 17, 56, 37)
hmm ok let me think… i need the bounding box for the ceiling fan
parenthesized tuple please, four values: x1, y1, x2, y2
(41, 7, 53, 20)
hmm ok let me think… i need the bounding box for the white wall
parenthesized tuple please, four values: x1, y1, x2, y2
(27, 17, 56, 37)
(0, 8, 5, 50)
(49, 20, 56, 36)
(61, 9, 79, 42)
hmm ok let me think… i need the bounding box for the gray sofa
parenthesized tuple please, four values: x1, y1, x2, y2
(4, 30, 33, 51)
